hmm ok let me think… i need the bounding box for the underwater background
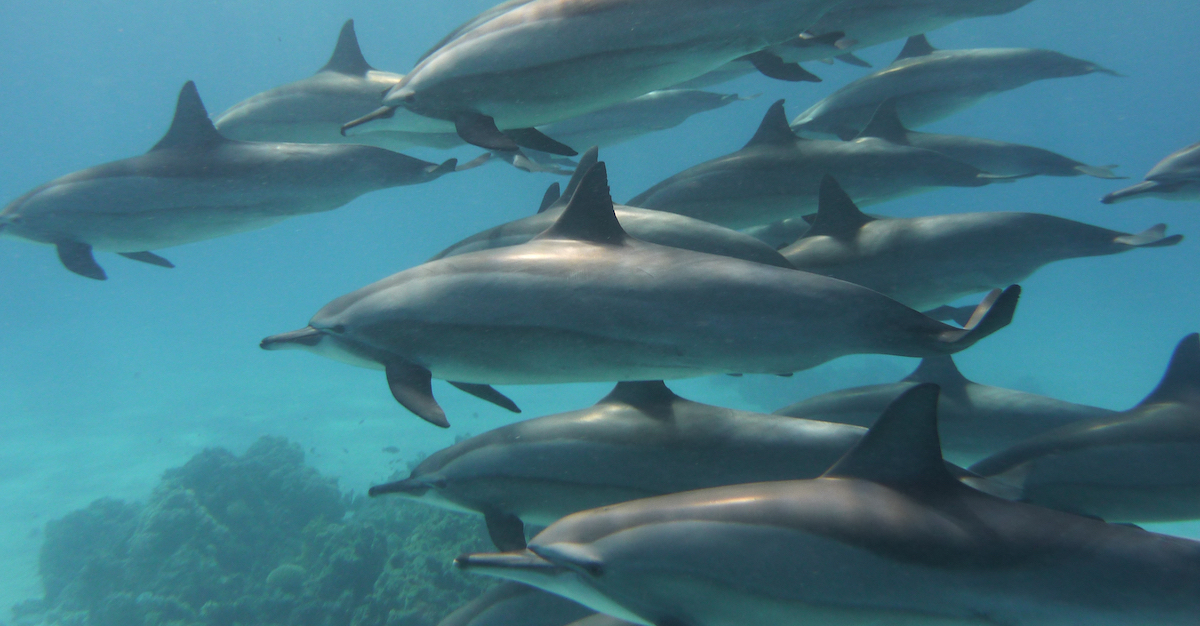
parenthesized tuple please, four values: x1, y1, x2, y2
(2, 0, 1200, 619)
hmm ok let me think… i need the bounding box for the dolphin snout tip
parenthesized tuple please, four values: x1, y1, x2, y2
(260, 326, 323, 350)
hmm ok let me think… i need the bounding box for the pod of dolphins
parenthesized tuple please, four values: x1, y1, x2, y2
(5, 0, 1200, 624)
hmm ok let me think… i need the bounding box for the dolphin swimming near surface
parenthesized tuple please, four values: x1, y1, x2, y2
(972, 333, 1200, 523)
(1103, 141, 1200, 204)
(339, 0, 845, 153)
(779, 176, 1181, 310)
(0, 81, 456, 280)
(369, 380, 867, 549)
(627, 100, 1004, 230)
(775, 355, 1116, 464)
(457, 384, 1200, 626)
(261, 161, 1019, 427)
(436, 582, 592, 626)
(791, 35, 1121, 140)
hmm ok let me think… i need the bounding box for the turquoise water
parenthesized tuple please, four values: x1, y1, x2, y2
(2, 0, 1200, 618)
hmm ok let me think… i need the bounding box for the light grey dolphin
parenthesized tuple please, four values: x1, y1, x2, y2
(779, 176, 1181, 310)
(457, 384, 1200, 626)
(0, 82, 456, 280)
(972, 333, 1200, 523)
(339, 0, 844, 154)
(1103, 141, 1200, 204)
(791, 35, 1121, 140)
(437, 582, 592, 626)
(857, 98, 1125, 179)
(431, 148, 792, 268)
(627, 100, 1004, 230)
(260, 161, 1019, 427)
(775, 355, 1116, 465)
(369, 380, 867, 549)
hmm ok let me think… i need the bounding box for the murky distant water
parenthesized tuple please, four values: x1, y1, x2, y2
(2, 0, 1199, 615)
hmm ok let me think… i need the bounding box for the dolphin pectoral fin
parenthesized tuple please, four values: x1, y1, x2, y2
(56, 242, 106, 280)
(449, 382, 521, 413)
(1114, 224, 1183, 248)
(385, 360, 449, 428)
(1074, 164, 1126, 180)
(484, 509, 528, 551)
(938, 286, 1021, 349)
(503, 128, 579, 157)
(118, 251, 174, 268)
(455, 112, 520, 152)
(921, 305, 976, 327)
(835, 53, 871, 68)
(742, 51, 822, 83)
(538, 183, 562, 213)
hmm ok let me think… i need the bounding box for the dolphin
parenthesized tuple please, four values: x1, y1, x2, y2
(369, 380, 867, 549)
(431, 148, 792, 268)
(260, 161, 1019, 427)
(627, 100, 1004, 230)
(856, 98, 1125, 179)
(1103, 141, 1200, 204)
(339, 0, 845, 154)
(0, 82, 456, 280)
(775, 355, 1116, 465)
(778, 176, 1181, 310)
(457, 384, 1200, 626)
(972, 334, 1200, 523)
(437, 582, 592, 626)
(791, 35, 1121, 140)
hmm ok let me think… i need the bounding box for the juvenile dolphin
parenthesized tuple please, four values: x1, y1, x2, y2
(431, 148, 793, 268)
(339, 0, 844, 153)
(437, 582, 591, 626)
(260, 161, 1019, 427)
(0, 82, 456, 280)
(779, 176, 1181, 310)
(791, 35, 1121, 139)
(775, 355, 1116, 464)
(457, 384, 1200, 626)
(972, 334, 1200, 523)
(369, 380, 867, 548)
(856, 98, 1125, 179)
(627, 100, 1003, 230)
(1103, 141, 1200, 204)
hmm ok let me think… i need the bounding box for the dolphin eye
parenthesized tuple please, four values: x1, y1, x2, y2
(8, 216, 23, 224)
(330, 324, 346, 334)
(404, 94, 416, 104)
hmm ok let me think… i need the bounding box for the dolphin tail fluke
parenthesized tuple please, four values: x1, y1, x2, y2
(742, 50, 822, 82)
(449, 382, 521, 413)
(484, 509, 528, 551)
(936, 286, 1021, 351)
(118, 251, 175, 268)
(921, 305, 976, 327)
(385, 359, 449, 428)
(1101, 180, 1166, 204)
(1074, 164, 1126, 180)
(426, 158, 459, 178)
(502, 128, 579, 157)
(1113, 224, 1182, 248)
(56, 242, 106, 280)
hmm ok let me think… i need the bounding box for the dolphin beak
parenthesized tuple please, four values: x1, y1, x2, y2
(367, 477, 429, 498)
(342, 106, 396, 136)
(455, 550, 563, 577)
(260, 326, 324, 350)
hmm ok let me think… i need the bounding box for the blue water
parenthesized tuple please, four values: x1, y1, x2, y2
(2, 0, 1200, 615)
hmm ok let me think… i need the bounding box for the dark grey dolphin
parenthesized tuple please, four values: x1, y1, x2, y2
(856, 98, 1125, 179)
(627, 100, 1002, 230)
(972, 334, 1200, 523)
(437, 582, 591, 626)
(260, 161, 1019, 427)
(457, 384, 1200, 626)
(779, 176, 1181, 310)
(431, 148, 792, 268)
(0, 82, 455, 280)
(791, 35, 1121, 139)
(1103, 141, 1200, 204)
(775, 355, 1116, 465)
(369, 380, 866, 549)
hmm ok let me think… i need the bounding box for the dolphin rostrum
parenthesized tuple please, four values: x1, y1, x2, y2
(791, 35, 1121, 140)
(457, 384, 1200, 626)
(779, 176, 1181, 310)
(261, 161, 1019, 427)
(627, 100, 1003, 230)
(0, 82, 456, 280)
(972, 333, 1200, 523)
(1103, 141, 1200, 204)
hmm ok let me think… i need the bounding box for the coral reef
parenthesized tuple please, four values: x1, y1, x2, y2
(13, 437, 490, 626)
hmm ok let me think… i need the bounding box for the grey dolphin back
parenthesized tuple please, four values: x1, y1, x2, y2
(1135, 333, 1200, 407)
(319, 19, 375, 75)
(151, 81, 227, 152)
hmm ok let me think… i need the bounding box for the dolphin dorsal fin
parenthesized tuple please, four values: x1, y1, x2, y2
(598, 381, 680, 419)
(150, 81, 226, 152)
(895, 35, 936, 62)
(744, 100, 799, 149)
(550, 147, 600, 211)
(803, 176, 875, 239)
(1136, 334, 1200, 407)
(903, 356, 969, 388)
(320, 20, 375, 75)
(537, 162, 627, 244)
(824, 384, 957, 488)
(855, 98, 910, 144)
(538, 183, 562, 213)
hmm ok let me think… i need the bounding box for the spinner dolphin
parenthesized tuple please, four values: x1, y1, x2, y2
(1103, 141, 1200, 204)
